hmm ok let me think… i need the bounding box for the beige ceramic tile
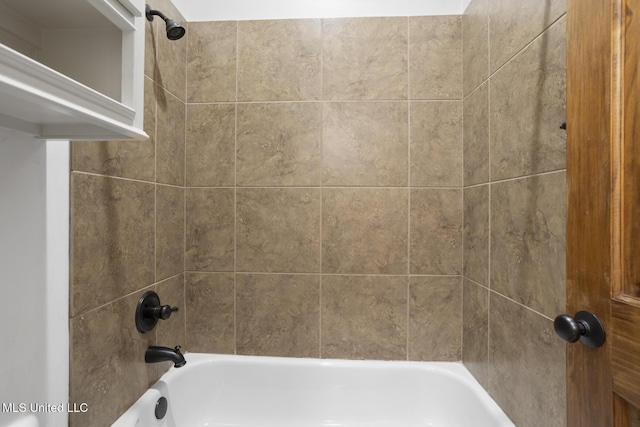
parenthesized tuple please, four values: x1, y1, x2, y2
(490, 17, 566, 181)
(236, 273, 320, 357)
(156, 185, 184, 281)
(71, 77, 156, 181)
(489, 0, 566, 73)
(323, 102, 408, 186)
(491, 172, 566, 318)
(186, 103, 235, 187)
(187, 21, 237, 102)
(322, 275, 407, 360)
(155, 274, 186, 364)
(185, 273, 235, 353)
(237, 103, 322, 186)
(185, 188, 235, 272)
(70, 291, 156, 427)
(409, 276, 462, 361)
(463, 0, 489, 96)
(156, 89, 185, 186)
(323, 188, 408, 274)
(322, 17, 408, 100)
(410, 101, 462, 187)
(71, 173, 154, 316)
(144, 12, 157, 80)
(236, 188, 321, 273)
(144, 76, 158, 139)
(410, 16, 462, 100)
(70, 136, 155, 181)
(410, 189, 462, 275)
(463, 82, 490, 185)
(238, 19, 321, 101)
(462, 279, 489, 389)
(489, 294, 566, 427)
(464, 185, 489, 286)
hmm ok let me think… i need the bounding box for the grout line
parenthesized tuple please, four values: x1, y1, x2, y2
(187, 101, 236, 105)
(488, 288, 555, 322)
(153, 72, 158, 187)
(183, 183, 188, 347)
(153, 63, 160, 295)
(72, 170, 182, 187)
(489, 168, 567, 185)
(486, 282, 491, 389)
(233, 19, 240, 356)
(463, 180, 490, 190)
(73, 272, 185, 319)
(185, 99, 459, 105)
(152, 22, 159, 350)
(319, 18, 324, 360)
(462, 78, 490, 102)
(185, 99, 469, 106)
(406, 16, 411, 362)
(462, 275, 490, 290)
(460, 193, 465, 359)
(320, 18, 324, 102)
(181, 184, 471, 190)
(487, 13, 566, 81)
(486, 10, 492, 382)
(460, 11, 466, 363)
(181, 271, 467, 278)
(406, 275, 411, 361)
(183, 22, 189, 348)
(154, 185, 158, 289)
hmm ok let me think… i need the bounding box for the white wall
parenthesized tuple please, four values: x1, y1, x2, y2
(0, 129, 69, 427)
(44, 139, 69, 427)
(0, 130, 47, 427)
(173, 0, 471, 21)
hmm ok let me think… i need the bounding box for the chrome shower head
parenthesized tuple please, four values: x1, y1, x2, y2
(145, 4, 186, 41)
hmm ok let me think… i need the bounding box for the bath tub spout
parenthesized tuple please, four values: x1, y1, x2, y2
(145, 345, 186, 368)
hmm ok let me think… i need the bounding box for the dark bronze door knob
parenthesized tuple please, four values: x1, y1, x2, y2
(554, 311, 606, 348)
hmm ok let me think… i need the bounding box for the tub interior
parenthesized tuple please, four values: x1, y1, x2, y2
(113, 354, 514, 427)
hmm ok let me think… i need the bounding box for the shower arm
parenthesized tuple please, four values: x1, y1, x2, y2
(145, 5, 169, 22)
(144, 4, 186, 40)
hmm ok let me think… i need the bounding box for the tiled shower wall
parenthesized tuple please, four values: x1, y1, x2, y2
(462, 0, 567, 426)
(69, 0, 187, 425)
(69, 3, 465, 425)
(183, 16, 464, 359)
(69, 0, 570, 425)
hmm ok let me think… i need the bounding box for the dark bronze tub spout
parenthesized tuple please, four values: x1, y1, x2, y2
(145, 345, 186, 368)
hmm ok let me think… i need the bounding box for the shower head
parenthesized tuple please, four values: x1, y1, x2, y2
(145, 4, 186, 40)
(165, 19, 186, 40)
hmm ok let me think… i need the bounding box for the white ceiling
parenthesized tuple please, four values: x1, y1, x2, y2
(172, 0, 473, 22)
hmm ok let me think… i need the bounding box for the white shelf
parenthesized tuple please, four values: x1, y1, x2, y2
(0, 0, 146, 141)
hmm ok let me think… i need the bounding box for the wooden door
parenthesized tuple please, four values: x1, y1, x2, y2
(566, 0, 640, 425)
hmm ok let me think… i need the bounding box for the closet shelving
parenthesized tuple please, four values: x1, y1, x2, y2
(0, 0, 146, 140)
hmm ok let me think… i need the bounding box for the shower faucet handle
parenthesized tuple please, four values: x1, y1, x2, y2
(135, 291, 180, 333)
(154, 305, 179, 320)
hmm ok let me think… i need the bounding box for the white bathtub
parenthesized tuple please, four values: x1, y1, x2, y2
(112, 353, 514, 427)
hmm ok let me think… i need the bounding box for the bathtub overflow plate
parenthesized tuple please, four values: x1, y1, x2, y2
(155, 397, 168, 419)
